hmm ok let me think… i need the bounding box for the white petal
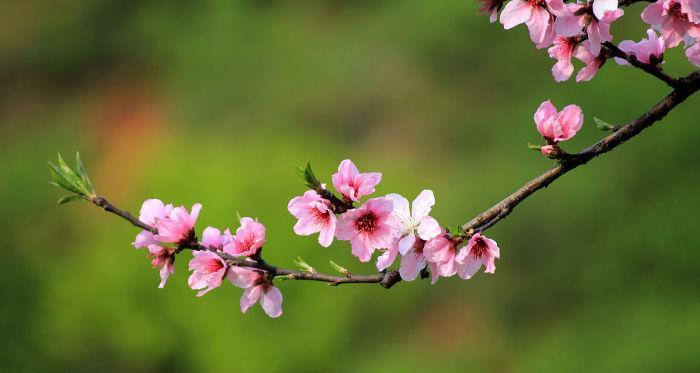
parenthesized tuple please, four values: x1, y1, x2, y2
(398, 233, 416, 256)
(411, 189, 435, 220)
(417, 217, 441, 241)
(385, 193, 411, 224)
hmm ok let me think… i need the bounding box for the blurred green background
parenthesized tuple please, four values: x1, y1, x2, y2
(2, 0, 699, 372)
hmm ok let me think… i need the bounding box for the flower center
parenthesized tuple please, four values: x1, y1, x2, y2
(470, 237, 489, 258)
(413, 239, 426, 257)
(669, 2, 688, 21)
(204, 260, 224, 273)
(356, 212, 377, 233)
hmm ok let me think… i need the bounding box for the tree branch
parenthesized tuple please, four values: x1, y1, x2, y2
(87, 195, 403, 289)
(462, 70, 700, 235)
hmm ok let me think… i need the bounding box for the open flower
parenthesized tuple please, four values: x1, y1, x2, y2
(154, 203, 202, 244)
(555, 2, 624, 56)
(149, 245, 176, 288)
(187, 250, 228, 296)
(534, 100, 584, 143)
(500, 0, 566, 46)
(422, 232, 459, 280)
(288, 190, 337, 247)
(548, 36, 583, 81)
(456, 233, 500, 279)
(386, 190, 441, 256)
(642, 0, 700, 47)
(331, 159, 382, 202)
(336, 197, 399, 262)
(227, 267, 283, 318)
(687, 41, 700, 66)
(223, 217, 266, 257)
(616, 29, 666, 66)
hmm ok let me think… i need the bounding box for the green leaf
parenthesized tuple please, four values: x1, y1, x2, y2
(55, 153, 89, 195)
(594, 117, 616, 131)
(57, 194, 84, 205)
(75, 152, 94, 195)
(329, 260, 350, 276)
(48, 162, 83, 194)
(292, 256, 316, 273)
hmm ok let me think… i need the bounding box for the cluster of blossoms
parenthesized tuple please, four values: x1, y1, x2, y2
(479, 0, 700, 81)
(130, 160, 501, 318)
(132, 200, 281, 317)
(288, 160, 500, 283)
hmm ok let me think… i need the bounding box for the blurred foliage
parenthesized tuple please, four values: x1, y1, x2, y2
(1, 0, 699, 372)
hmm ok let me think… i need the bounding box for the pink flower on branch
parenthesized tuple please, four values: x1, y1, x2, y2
(336, 197, 400, 262)
(534, 100, 584, 143)
(188, 250, 228, 296)
(223, 217, 266, 257)
(456, 233, 501, 279)
(555, 1, 624, 56)
(331, 159, 382, 202)
(642, 0, 700, 48)
(228, 267, 283, 318)
(154, 203, 202, 244)
(548, 36, 583, 81)
(500, 0, 567, 47)
(288, 190, 337, 247)
(616, 29, 666, 66)
(423, 232, 460, 281)
(399, 238, 441, 283)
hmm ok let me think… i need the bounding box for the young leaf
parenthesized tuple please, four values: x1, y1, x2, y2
(75, 152, 94, 195)
(57, 194, 84, 205)
(329, 260, 350, 276)
(293, 257, 316, 273)
(594, 117, 616, 131)
(48, 162, 84, 194)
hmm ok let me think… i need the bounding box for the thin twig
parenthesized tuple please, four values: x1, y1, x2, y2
(462, 70, 700, 235)
(602, 42, 680, 88)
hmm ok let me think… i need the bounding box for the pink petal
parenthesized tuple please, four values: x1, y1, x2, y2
(526, 6, 551, 44)
(399, 250, 426, 281)
(500, 0, 533, 29)
(398, 233, 416, 256)
(411, 189, 435, 221)
(227, 267, 259, 288)
(593, 0, 618, 20)
(240, 285, 262, 313)
(260, 287, 283, 318)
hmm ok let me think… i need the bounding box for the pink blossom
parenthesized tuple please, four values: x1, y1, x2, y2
(154, 203, 202, 244)
(642, 0, 700, 47)
(540, 144, 556, 156)
(200, 226, 231, 250)
(477, 0, 506, 22)
(456, 233, 500, 279)
(227, 267, 282, 318)
(555, 2, 624, 56)
(687, 41, 700, 66)
(331, 159, 382, 202)
(148, 245, 176, 288)
(548, 36, 583, 81)
(288, 190, 337, 247)
(500, 0, 566, 47)
(534, 100, 584, 143)
(616, 29, 666, 66)
(223, 217, 266, 257)
(398, 238, 441, 283)
(422, 232, 459, 280)
(133, 199, 172, 249)
(336, 197, 400, 263)
(187, 250, 228, 296)
(574, 40, 607, 82)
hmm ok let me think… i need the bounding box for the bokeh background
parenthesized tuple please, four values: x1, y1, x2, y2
(2, 0, 700, 372)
